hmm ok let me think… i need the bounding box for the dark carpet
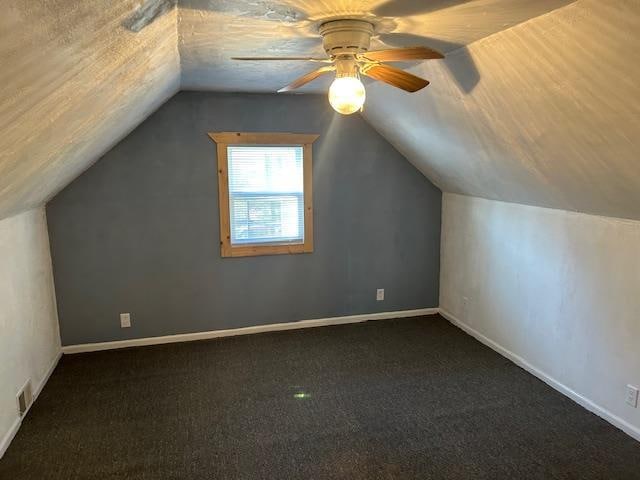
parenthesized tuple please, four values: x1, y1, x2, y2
(2, 315, 639, 479)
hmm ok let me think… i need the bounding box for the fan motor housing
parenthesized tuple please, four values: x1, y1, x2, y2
(319, 19, 374, 57)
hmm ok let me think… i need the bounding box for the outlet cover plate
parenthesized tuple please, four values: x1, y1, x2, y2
(626, 385, 639, 408)
(120, 313, 131, 328)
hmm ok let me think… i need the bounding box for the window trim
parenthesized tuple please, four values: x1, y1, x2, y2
(209, 132, 318, 258)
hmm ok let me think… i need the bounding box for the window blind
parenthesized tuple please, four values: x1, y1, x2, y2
(227, 145, 304, 245)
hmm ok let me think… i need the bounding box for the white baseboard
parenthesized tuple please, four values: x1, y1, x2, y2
(62, 308, 439, 354)
(29, 351, 62, 415)
(0, 350, 62, 459)
(5, 308, 638, 460)
(439, 308, 640, 443)
(0, 418, 20, 461)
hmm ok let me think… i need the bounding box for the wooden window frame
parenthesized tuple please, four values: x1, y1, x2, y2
(209, 132, 318, 258)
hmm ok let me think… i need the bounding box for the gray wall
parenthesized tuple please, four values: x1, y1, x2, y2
(47, 92, 441, 346)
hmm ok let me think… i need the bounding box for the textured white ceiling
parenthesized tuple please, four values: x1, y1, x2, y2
(5, 0, 635, 223)
(362, 0, 640, 220)
(178, 0, 574, 91)
(0, 0, 180, 220)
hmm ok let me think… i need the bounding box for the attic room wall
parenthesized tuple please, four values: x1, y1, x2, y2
(440, 194, 640, 439)
(0, 208, 61, 457)
(46, 92, 441, 346)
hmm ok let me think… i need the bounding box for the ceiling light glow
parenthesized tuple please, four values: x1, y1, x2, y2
(328, 76, 366, 115)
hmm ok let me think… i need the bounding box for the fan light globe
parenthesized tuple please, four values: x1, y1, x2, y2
(328, 76, 366, 115)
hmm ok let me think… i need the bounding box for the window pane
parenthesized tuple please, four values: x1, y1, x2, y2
(227, 146, 304, 245)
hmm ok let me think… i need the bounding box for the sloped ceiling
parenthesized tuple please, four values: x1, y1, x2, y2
(4, 0, 637, 222)
(0, 1, 180, 220)
(362, 0, 640, 220)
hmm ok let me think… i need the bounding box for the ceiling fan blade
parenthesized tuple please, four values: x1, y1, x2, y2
(278, 66, 336, 93)
(360, 64, 429, 92)
(232, 56, 330, 62)
(359, 46, 444, 62)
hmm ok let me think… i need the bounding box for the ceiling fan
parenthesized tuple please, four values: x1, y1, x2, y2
(232, 19, 444, 115)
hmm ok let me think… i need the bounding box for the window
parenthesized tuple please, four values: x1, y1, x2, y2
(209, 132, 318, 257)
(228, 145, 303, 245)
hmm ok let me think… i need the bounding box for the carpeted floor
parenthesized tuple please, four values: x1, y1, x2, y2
(1, 315, 639, 479)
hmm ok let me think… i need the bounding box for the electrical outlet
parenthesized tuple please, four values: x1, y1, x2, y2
(461, 296, 470, 322)
(376, 288, 384, 301)
(120, 313, 131, 328)
(626, 385, 639, 408)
